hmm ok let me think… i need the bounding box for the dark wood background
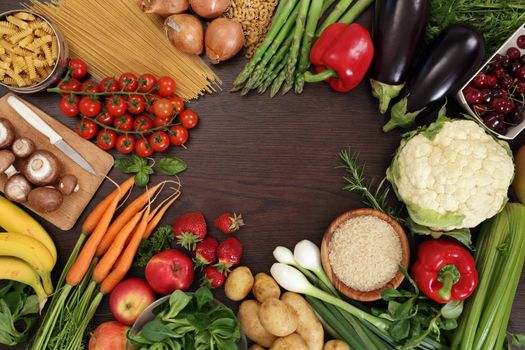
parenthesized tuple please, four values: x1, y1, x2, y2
(1, 1, 524, 348)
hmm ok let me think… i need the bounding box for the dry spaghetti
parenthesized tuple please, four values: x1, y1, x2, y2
(28, 0, 220, 100)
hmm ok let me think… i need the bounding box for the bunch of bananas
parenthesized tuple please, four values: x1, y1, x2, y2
(0, 196, 57, 310)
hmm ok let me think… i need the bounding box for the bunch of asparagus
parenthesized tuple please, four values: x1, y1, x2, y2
(232, 0, 374, 97)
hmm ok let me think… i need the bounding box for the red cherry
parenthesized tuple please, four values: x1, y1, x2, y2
(507, 47, 521, 61)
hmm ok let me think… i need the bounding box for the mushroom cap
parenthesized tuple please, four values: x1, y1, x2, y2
(0, 149, 15, 173)
(22, 150, 61, 186)
(4, 174, 32, 203)
(58, 174, 79, 195)
(12, 137, 35, 158)
(0, 118, 15, 149)
(28, 187, 63, 213)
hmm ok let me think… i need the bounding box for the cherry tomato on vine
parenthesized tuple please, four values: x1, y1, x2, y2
(100, 77, 120, 93)
(149, 131, 170, 152)
(75, 119, 98, 139)
(59, 78, 81, 96)
(126, 94, 146, 115)
(96, 111, 114, 126)
(68, 59, 88, 79)
(168, 96, 185, 113)
(157, 76, 176, 97)
(133, 115, 154, 135)
(119, 72, 139, 92)
(79, 97, 102, 117)
(179, 110, 199, 129)
(135, 137, 154, 157)
(152, 98, 174, 119)
(116, 134, 136, 155)
(153, 115, 171, 127)
(138, 73, 157, 93)
(113, 114, 134, 131)
(169, 125, 188, 146)
(59, 95, 80, 117)
(105, 96, 127, 118)
(96, 129, 117, 150)
(81, 80, 101, 93)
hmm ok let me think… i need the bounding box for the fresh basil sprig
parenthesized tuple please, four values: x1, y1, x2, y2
(114, 154, 187, 187)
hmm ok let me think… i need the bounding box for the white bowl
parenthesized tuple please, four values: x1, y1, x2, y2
(456, 23, 525, 140)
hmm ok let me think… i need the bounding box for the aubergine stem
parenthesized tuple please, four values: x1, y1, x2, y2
(304, 68, 337, 83)
(370, 79, 405, 114)
(382, 96, 426, 132)
(338, 0, 374, 24)
(316, 0, 354, 36)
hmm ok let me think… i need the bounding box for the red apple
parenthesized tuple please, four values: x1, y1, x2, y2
(88, 321, 129, 350)
(109, 278, 156, 326)
(145, 249, 195, 294)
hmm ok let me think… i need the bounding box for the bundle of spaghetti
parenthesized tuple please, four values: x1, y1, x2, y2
(28, 0, 221, 100)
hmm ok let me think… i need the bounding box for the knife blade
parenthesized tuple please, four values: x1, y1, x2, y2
(7, 95, 97, 175)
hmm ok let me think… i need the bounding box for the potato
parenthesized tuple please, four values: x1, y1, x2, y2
(249, 345, 266, 350)
(259, 298, 298, 337)
(281, 292, 324, 350)
(237, 300, 276, 347)
(323, 340, 350, 350)
(270, 334, 308, 350)
(225, 266, 254, 301)
(253, 272, 280, 303)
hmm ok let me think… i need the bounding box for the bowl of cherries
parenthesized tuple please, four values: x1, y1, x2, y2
(457, 24, 525, 140)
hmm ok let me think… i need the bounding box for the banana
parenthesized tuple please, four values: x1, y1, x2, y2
(0, 195, 57, 264)
(0, 231, 54, 294)
(0, 256, 48, 311)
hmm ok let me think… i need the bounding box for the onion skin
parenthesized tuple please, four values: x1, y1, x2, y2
(190, 0, 230, 19)
(137, 0, 189, 16)
(205, 18, 244, 63)
(164, 14, 204, 55)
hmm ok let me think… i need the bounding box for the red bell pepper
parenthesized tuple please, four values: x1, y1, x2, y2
(412, 239, 478, 304)
(305, 23, 374, 92)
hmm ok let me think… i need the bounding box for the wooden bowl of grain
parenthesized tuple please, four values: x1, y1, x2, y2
(321, 208, 410, 302)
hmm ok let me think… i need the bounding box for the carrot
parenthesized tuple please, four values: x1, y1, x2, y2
(66, 186, 122, 286)
(82, 176, 134, 234)
(144, 191, 181, 239)
(100, 206, 150, 294)
(95, 182, 164, 257)
(91, 210, 144, 283)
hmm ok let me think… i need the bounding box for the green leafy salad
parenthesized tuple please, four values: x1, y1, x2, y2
(128, 287, 242, 350)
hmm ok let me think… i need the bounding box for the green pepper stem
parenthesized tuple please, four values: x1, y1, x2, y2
(437, 264, 461, 301)
(304, 68, 337, 83)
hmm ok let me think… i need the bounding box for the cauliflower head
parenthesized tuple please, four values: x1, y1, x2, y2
(387, 117, 514, 231)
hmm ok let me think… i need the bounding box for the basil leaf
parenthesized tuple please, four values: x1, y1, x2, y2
(195, 287, 213, 310)
(114, 157, 137, 173)
(134, 172, 150, 188)
(390, 319, 410, 341)
(441, 300, 463, 319)
(512, 333, 525, 347)
(157, 157, 187, 176)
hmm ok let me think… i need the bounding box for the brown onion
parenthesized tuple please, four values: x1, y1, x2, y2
(137, 0, 189, 16)
(190, 0, 230, 19)
(205, 18, 244, 63)
(164, 14, 204, 55)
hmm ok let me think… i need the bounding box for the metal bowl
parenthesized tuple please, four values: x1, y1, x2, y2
(126, 294, 248, 350)
(0, 9, 69, 93)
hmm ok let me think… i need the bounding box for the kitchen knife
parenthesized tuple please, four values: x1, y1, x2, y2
(7, 95, 97, 175)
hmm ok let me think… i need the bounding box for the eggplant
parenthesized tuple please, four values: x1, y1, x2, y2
(370, 0, 429, 113)
(383, 24, 485, 132)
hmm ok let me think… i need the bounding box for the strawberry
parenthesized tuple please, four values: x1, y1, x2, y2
(215, 237, 243, 273)
(213, 212, 244, 234)
(194, 237, 219, 268)
(201, 266, 225, 288)
(173, 211, 207, 250)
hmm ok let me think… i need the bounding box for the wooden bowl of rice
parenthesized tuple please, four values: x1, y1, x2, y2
(321, 208, 410, 302)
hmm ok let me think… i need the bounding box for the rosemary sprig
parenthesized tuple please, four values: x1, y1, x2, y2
(337, 149, 403, 222)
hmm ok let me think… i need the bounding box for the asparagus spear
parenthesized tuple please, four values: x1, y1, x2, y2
(320, 0, 336, 15)
(316, 0, 354, 36)
(294, 0, 324, 94)
(232, 0, 299, 89)
(282, 0, 311, 94)
(259, 57, 289, 94)
(270, 68, 288, 97)
(339, 0, 374, 24)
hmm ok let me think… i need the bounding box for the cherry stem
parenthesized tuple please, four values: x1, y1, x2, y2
(48, 87, 155, 98)
(83, 115, 180, 136)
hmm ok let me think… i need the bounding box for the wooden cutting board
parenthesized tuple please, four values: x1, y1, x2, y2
(0, 93, 114, 230)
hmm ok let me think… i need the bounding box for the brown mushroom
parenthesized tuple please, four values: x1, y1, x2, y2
(4, 174, 32, 203)
(0, 149, 15, 173)
(12, 137, 35, 158)
(0, 118, 15, 149)
(22, 150, 61, 186)
(28, 187, 63, 213)
(57, 174, 79, 195)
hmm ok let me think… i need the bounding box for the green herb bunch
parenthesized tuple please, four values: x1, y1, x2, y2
(115, 154, 187, 187)
(134, 225, 174, 268)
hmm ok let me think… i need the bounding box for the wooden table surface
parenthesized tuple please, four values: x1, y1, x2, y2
(1, 1, 524, 348)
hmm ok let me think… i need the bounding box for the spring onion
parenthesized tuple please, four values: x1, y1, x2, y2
(293, 240, 339, 295)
